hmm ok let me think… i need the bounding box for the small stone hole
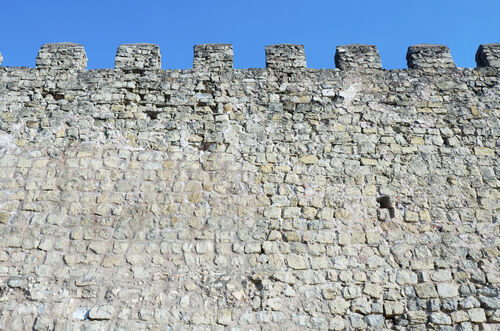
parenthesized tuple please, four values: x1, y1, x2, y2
(377, 195, 395, 219)
(376, 195, 392, 209)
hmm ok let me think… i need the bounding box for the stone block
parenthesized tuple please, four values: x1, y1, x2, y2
(115, 43, 161, 71)
(415, 283, 438, 298)
(266, 44, 306, 70)
(287, 254, 309, 270)
(467, 308, 486, 323)
(88, 305, 115, 320)
(36, 42, 87, 70)
(0, 50, 3, 65)
(406, 44, 455, 70)
(430, 312, 452, 325)
(335, 44, 382, 70)
(437, 283, 458, 298)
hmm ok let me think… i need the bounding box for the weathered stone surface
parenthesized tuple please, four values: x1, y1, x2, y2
(476, 44, 500, 68)
(0, 42, 498, 330)
(193, 44, 233, 72)
(437, 283, 459, 298)
(36, 42, 87, 70)
(266, 44, 306, 69)
(335, 44, 382, 70)
(407, 44, 455, 70)
(115, 43, 161, 71)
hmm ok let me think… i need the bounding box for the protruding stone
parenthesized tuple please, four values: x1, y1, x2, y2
(476, 44, 500, 68)
(335, 44, 382, 70)
(0, 51, 3, 65)
(115, 43, 161, 72)
(193, 44, 233, 72)
(406, 44, 455, 70)
(36, 43, 87, 70)
(266, 44, 306, 70)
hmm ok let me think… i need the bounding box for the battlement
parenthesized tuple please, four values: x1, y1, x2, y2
(0, 40, 499, 331)
(2, 42, 500, 71)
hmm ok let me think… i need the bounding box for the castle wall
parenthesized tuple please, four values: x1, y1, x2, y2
(0, 43, 499, 330)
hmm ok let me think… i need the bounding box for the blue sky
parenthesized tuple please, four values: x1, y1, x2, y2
(1, 0, 499, 69)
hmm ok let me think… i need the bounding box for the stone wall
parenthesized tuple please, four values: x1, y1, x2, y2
(0, 42, 499, 330)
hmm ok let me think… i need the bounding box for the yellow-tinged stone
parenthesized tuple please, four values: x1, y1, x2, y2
(129, 160, 141, 169)
(363, 128, 377, 134)
(417, 107, 432, 113)
(15, 139, 27, 146)
(101, 255, 121, 267)
(419, 210, 431, 222)
(333, 124, 345, 132)
(163, 160, 176, 169)
(411, 137, 425, 145)
(26, 120, 38, 128)
(335, 209, 352, 220)
(299, 155, 318, 164)
(188, 192, 203, 203)
(474, 147, 494, 156)
(224, 104, 232, 112)
(55, 127, 66, 138)
(77, 151, 93, 158)
(471, 105, 480, 117)
(275, 165, 291, 172)
(111, 104, 124, 111)
(0, 212, 10, 224)
(260, 163, 273, 173)
(361, 158, 377, 166)
(295, 95, 311, 103)
(405, 211, 419, 223)
(362, 185, 377, 196)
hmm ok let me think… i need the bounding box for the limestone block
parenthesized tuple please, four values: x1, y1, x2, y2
(0, 50, 3, 65)
(335, 44, 382, 70)
(468, 308, 486, 323)
(36, 42, 87, 70)
(415, 283, 438, 298)
(88, 305, 115, 320)
(115, 43, 161, 71)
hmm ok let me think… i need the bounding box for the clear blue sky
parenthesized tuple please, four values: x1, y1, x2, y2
(1, 0, 499, 69)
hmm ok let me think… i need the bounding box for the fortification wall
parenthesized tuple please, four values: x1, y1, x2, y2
(0, 42, 499, 330)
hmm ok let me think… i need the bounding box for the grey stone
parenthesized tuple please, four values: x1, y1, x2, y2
(407, 44, 455, 70)
(115, 43, 161, 71)
(476, 44, 500, 68)
(430, 312, 452, 325)
(36, 42, 87, 70)
(437, 283, 458, 298)
(193, 44, 233, 72)
(88, 305, 115, 320)
(335, 44, 382, 70)
(265, 44, 306, 69)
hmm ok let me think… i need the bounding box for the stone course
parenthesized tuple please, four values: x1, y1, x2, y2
(0, 42, 499, 330)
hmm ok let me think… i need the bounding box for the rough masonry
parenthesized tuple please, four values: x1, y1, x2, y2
(0, 42, 499, 330)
